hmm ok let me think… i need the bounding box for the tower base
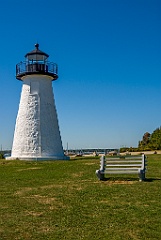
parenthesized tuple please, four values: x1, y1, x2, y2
(6, 155, 70, 161)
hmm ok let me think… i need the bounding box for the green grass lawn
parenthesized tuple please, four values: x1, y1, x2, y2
(0, 155, 161, 240)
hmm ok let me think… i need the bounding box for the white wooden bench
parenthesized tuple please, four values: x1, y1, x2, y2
(96, 154, 147, 181)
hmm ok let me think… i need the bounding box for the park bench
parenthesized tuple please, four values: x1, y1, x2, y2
(96, 154, 147, 181)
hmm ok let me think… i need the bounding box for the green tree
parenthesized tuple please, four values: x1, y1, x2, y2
(138, 127, 161, 151)
(0, 153, 4, 159)
(138, 132, 151, 150)
(149, 127, 161, 150)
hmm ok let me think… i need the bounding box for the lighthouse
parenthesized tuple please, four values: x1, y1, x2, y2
(9, 44, 68, 160)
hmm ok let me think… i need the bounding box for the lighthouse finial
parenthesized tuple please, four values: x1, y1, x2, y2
(35, 43, 39, 49)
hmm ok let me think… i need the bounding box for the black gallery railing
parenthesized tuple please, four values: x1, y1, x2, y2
(16, 61, 58, 76)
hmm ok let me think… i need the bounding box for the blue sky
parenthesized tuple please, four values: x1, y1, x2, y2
(1, 0, 161, 150)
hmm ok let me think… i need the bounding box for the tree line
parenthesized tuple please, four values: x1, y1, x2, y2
(120, 127, 161, 152)
(138, 127, 161, 151)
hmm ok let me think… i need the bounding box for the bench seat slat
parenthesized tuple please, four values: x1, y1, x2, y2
(106, 157, 142, 160)
(104, 171, 139, 174)
(104, 167, 141, 171)
(122, 157, 142, 160)
(105, 160, 142, 163)
(105, 164, 142, 167)
(104, 168, 147, 172)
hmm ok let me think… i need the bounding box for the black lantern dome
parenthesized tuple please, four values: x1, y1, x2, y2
(16, 44, 58, 81)
(25, 43, 49, 61)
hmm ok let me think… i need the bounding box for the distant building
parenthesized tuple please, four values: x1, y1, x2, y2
(66, 148, 119, 156)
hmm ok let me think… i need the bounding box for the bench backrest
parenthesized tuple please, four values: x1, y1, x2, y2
(100, 154, 146, 172)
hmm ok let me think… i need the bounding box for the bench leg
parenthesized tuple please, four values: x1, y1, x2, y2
(139, 170, 145, 181)
(96, 170, 105, 180)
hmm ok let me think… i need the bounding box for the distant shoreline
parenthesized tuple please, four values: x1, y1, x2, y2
(120, 150, 161, 156)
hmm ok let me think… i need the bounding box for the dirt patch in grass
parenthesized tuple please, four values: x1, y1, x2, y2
(30, 195, 57, 204)
(94, 180, 136, 185)
(99, 199, 111, 204)
(127, 229, 140, 240)
(109, 180, 136, 185)
(1, 204, 9, 209)
(71, 172, 84, 177)
(37, 225, 54, 234)
(15, 187, 34, 196)
(84, 162, 97, 165)
(68, 184, 83, 191)
(17, 167, 43, 171)
(15, 184, 63, 196)
(40, 184, 63, 190)
(23, 194, 67, 210)
(25, 210, 44, 217)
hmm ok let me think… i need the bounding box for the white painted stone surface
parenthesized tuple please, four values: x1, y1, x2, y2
(10, 75, 67, 160)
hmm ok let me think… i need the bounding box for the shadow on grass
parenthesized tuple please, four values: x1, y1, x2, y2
(99, 177, 138, 182)
(144, 178, 161, 182)
(100, 177, 161, 182)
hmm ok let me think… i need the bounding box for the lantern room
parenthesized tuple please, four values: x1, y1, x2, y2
(16, 43, 58, 81)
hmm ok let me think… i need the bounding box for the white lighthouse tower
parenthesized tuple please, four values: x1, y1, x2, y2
(9, 44, 68, 160)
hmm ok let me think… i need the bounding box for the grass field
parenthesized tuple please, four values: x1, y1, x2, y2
(0, 155, 161, 240)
